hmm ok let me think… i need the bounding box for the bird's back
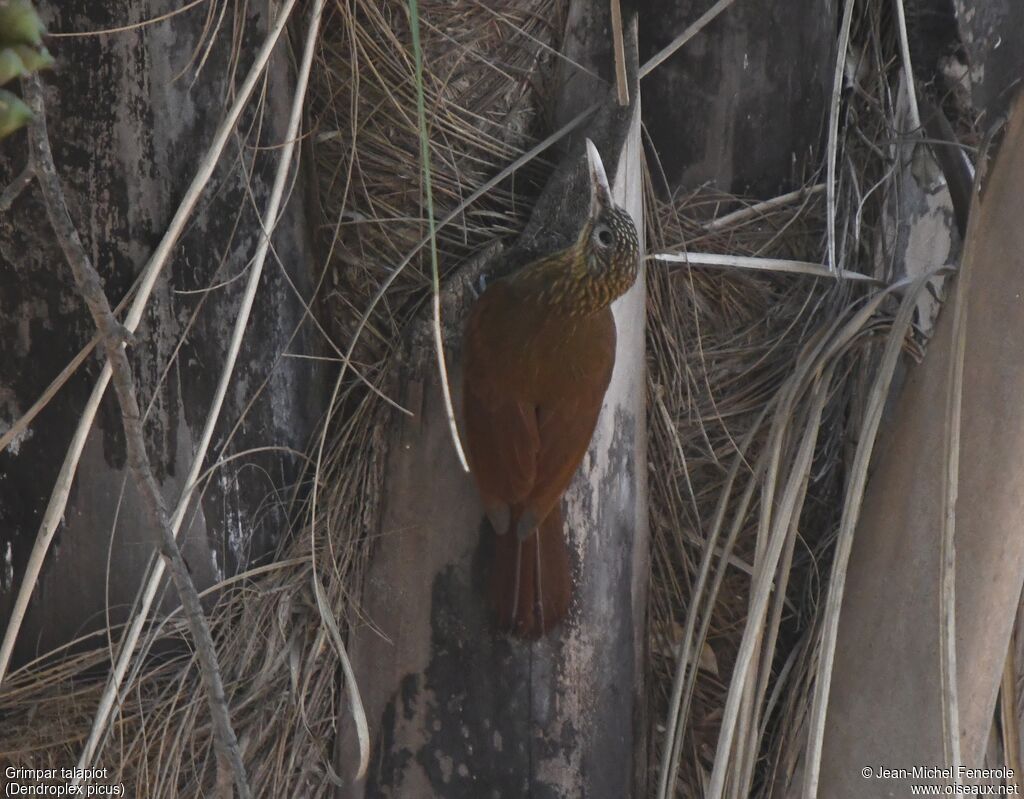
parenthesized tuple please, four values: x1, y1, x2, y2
(463, 278, 616, 409)
(461, 279, 617, 637)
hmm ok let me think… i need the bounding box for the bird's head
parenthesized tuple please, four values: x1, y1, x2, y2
(580, 138, 640, 290)
(512, 139, 639, 315)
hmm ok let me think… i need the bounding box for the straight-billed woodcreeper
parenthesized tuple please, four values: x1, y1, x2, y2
(462, 140, 640, 637)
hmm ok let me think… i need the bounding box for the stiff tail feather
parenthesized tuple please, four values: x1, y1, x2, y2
(488, 506, 571, 638)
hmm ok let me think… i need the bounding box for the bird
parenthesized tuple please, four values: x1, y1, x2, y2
(461, 139, 640, 637)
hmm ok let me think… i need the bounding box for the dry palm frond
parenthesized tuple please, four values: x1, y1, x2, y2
(646, 1, 949, 796)
(647, 182, 892, 797)
(641, 1, 1024, 797)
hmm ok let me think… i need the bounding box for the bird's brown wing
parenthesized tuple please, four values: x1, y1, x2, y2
(525, 314, 616, 522)
(526, 394, 604, 515)
(463, 289, 617, 516)
(484, 311, 615, 636)
(461, 283, 540, 512)
(464, 287, 616, 637)
(462, 392, 539, 511)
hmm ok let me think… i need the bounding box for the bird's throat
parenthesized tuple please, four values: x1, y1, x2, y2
(511, 246, 635, 318)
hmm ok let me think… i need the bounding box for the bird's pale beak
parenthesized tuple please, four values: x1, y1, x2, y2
(586, 138, 612, 218)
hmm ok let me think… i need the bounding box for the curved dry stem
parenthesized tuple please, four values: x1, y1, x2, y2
(801, 271, 946, 799)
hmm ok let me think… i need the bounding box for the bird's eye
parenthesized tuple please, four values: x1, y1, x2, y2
(595, 225, 613, 248)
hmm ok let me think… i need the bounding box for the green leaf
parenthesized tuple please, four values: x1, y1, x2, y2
(0, 46, 25, 84)
(0, 86, 31, 138)
(0, 0, 46, 48)
(12, 43, 52, 71)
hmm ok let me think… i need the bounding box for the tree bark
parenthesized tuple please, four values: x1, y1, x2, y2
(338, 12, 649, 798)
(0, 1, 320, 663)
(637, 0, 837, 197)
(953, 0, 1024, 120)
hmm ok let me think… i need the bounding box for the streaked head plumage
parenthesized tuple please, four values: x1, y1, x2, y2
(508, 139, 640, 316)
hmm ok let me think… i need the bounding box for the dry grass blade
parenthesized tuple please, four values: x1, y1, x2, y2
(826, 0, 855, 272)
(407, 0, 469, 472)
(610, 0, 629, 105)
(0, 163, 34, 212)
(706, 364, 833, 799)
(939, 232, 969, 781)
(801, 270, 943, 799)
(893, 0, 920, 134)
(0, 271, 142, 456)
(0, 337, 92, 455)
(49, 0, 212, 38)
(653, 251, 880, 283)
(639, 0, 737, 79)
(704, 184, 825, 232)
(311, 571, 368, 779)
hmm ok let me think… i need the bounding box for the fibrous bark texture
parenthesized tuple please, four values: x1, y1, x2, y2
(0, 1, 320, 663)
(638, 0, 837, 197)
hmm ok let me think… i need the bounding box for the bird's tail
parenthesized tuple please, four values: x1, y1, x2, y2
(488, 506, 571, 638)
